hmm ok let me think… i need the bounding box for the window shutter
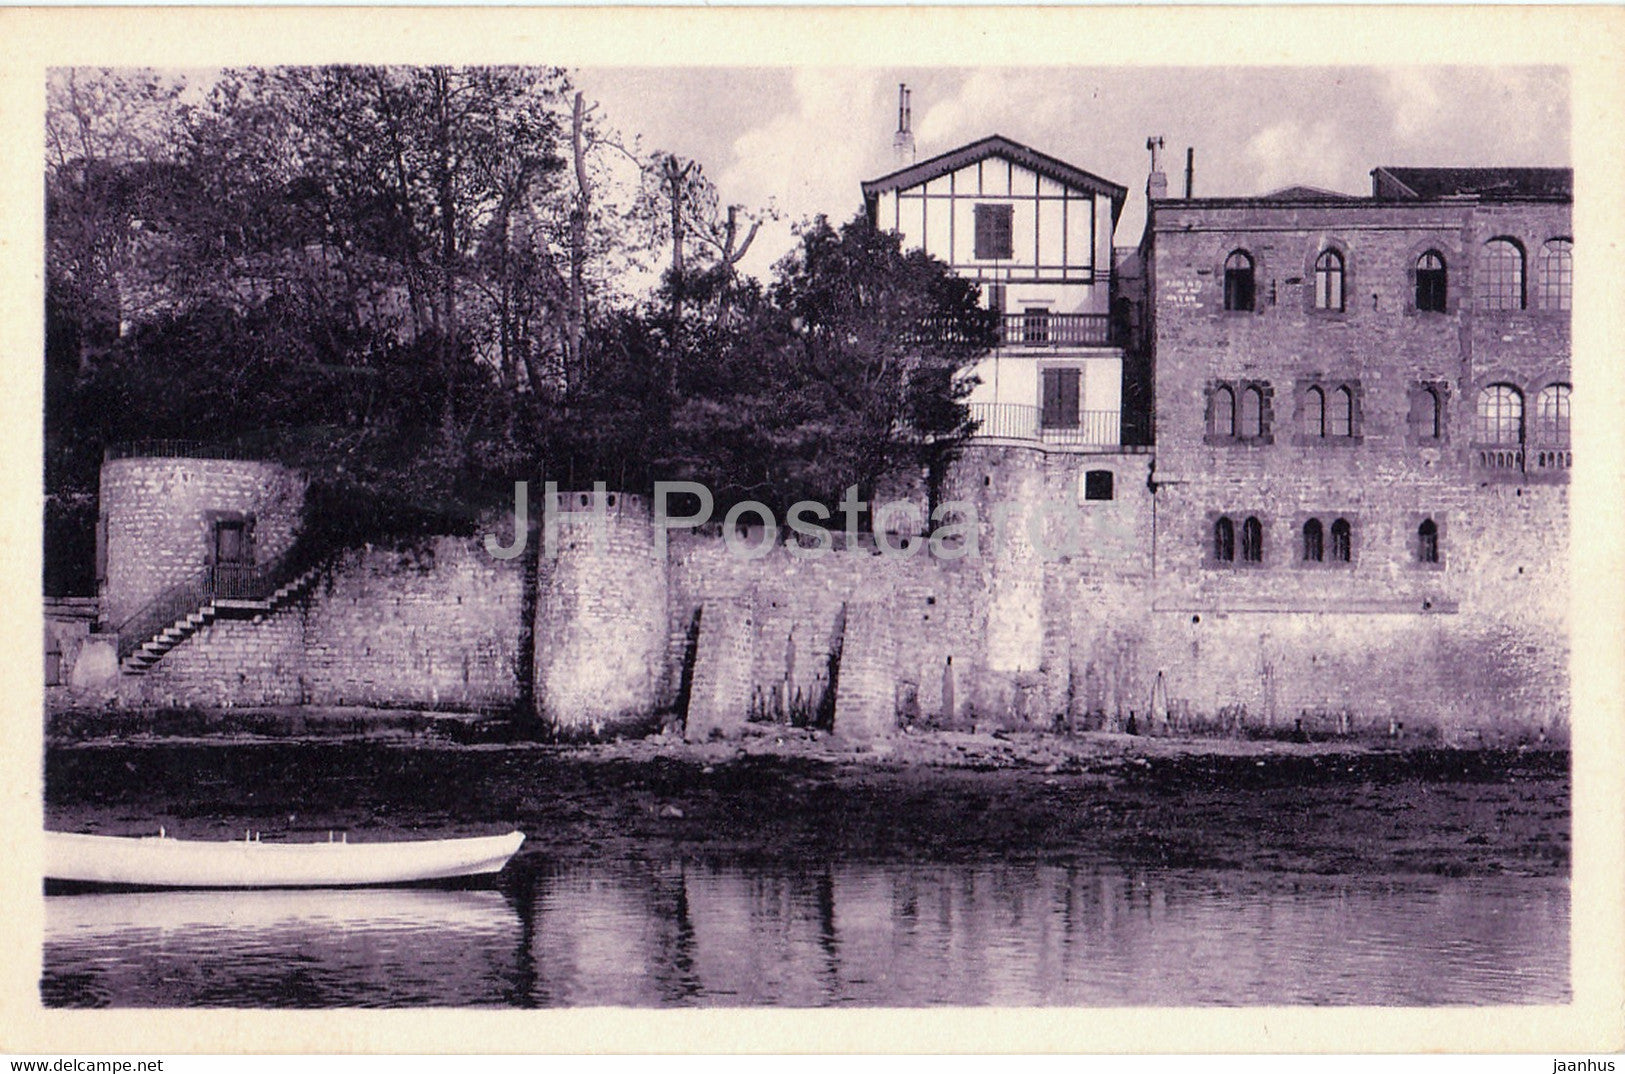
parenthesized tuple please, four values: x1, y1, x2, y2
(1042, 369, 1080, 429)
(975, 204, 1013, 260)
(1059, 369, 1080, 427)
(1041, 369, 1063, 427)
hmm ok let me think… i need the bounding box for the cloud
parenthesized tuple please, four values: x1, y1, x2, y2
(720, 69, 894, 278)
(1243, 121, 1354, 193)
(1384, 68, 1445, 142)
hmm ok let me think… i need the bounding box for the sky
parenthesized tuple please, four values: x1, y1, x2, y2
(575, 66, 1570, 281)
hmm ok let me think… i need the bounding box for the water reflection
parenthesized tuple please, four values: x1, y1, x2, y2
(43, 862, 1569, 1008)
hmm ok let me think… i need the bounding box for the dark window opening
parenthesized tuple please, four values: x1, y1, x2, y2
(1416, 251, 1448, 312)
(1425, 386, 1444, 440)
(1330, 518, 1352, 563)
(1214, 516, 1235, 563)
(1084, 470, 1114, 501)
(46, 637, 62, 687)
(214, 520, 248, 565)
(1418, 518, 1439, 564)
(974, 204, 1014, 260)
(1241, 516, 1263, 563)
(1302, 519, 1324, 562)
(1314, 250, 1345, 311)
(1224, 250, 1256, 311)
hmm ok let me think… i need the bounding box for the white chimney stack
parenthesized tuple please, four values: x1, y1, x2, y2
(893, 83, 916, 165)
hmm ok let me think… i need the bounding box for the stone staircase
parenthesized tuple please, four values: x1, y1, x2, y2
(118, 561, 326, 675)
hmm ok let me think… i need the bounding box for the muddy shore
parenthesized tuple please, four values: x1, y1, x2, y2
(44, 724, 1569, 879)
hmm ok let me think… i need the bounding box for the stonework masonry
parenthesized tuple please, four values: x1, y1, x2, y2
(100, 457, 304, 629)
(1141, 191, 1569, 737)
(65, 169, 1570, 744)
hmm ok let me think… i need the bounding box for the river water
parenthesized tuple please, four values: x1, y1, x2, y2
(41, 859, 1567, 1007)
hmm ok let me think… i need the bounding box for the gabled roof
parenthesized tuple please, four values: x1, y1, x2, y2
(862, 134, 1128, 223)
(1371, 166, 1572, 201)
(1258, 184, 1361, 201)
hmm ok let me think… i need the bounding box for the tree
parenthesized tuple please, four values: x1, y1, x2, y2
(46, 68, 189, 373)
(640, 152, 773, 312)
(638, 212, 993, 515)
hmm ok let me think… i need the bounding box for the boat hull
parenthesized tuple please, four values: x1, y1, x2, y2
(45, 830, 525, 889)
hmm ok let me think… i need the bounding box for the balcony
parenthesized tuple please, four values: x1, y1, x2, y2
(1471, 442, 1571, 479)
(968, 403, 1129, 450)
(995, 311, 1114, 347)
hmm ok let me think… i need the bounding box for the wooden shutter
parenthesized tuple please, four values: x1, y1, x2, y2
(975, 204, 1013, 260)
(1041, 368, 1080, 429)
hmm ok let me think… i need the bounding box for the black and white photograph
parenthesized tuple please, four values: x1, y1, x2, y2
(4, 3, 1623, 1057)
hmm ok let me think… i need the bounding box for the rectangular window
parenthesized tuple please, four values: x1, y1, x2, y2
(974, 204, 1014, 260)
(1041, 368, 1081, 429)
(45, 636, 62, 687)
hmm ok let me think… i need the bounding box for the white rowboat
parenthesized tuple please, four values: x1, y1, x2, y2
(45, 829, 525, 889)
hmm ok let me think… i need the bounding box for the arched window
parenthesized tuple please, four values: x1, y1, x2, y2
(1239, 386, 1264, 438)
(1330, 518, 1352, 563)
(1418, 519, 1439, 564)
(1535, 383, 1571, 442)
(1303, 386, 1325, 437)
(1241, 516, 1264, 563)
(1329, 386, 1354, 438)
(1479, 238, 1525, 310)
(1302, 518, 1324, 562)
(1475, 384, 1524, 444)
(1224, 250, 1256, 311)
(1314, 249, 1345, 311)
(1416, 250, 1448, 312)
(1424, 386, 1444, 440)
(1214, 516, 1235, 562)
(1210, 385, 1236, 437)
(1539, 239, 1572, 311)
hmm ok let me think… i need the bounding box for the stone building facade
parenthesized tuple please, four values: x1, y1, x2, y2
(1138, 165, 1571, 738)
(49, 146, 1571, 744)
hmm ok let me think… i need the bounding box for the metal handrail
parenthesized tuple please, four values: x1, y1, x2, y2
(114, 543, 328, 661)
(968, 403, 1122, 446)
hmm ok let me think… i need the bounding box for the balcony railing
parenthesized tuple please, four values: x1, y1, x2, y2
(1472, 441, 1571, 476)
(906, 312, 1118, 348)
(969, 403, 1122, 448)
(105, 439, 264, 462)
(996, 312, 1113, 347)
